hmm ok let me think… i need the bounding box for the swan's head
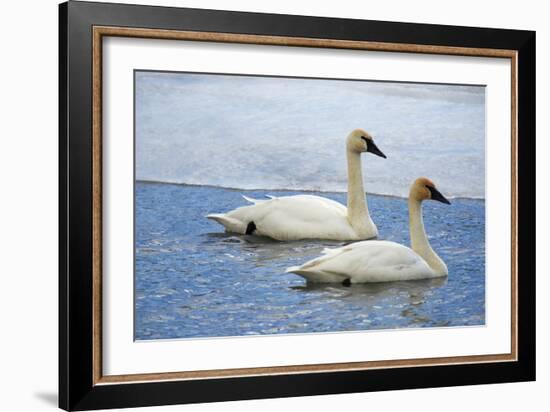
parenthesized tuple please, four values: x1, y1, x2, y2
(411, 177, 451, 204)
(347, 129, 386, 158)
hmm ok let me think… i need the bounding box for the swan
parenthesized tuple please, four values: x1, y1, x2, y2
(286, 177, 451, 283)
(206, 129, 386, 241)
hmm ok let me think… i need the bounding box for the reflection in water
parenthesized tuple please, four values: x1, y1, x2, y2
(293, 277, 448, 326)
(135, 183, 485, 340)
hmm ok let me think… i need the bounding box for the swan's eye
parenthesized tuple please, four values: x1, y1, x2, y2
(361, 136, 369, 143)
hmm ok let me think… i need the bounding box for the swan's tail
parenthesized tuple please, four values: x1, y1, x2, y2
(206, 214, 245, 233)
(285, 265, 325, 283)
(286, 267, 316, 283)
(286, 264, 348, 284)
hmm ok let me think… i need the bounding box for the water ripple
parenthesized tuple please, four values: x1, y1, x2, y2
(135, 183, 485, 340)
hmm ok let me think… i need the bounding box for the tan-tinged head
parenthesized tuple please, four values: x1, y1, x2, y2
(410, 177, 451, 204)
(346, 129, 386, 158)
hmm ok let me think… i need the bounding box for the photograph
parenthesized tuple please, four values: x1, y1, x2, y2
(54, 1, 537, 410)
(134, 70, 486, 340)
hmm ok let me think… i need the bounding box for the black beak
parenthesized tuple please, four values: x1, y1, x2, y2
(427, 186, 451, 205)
(364, 139, 387, 159)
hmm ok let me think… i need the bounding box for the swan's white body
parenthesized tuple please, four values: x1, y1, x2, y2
(286, 178, 450, 283)
(208, 194, 375, 241)
(207, 129, 384, 241)
(286, 241, 438, 283)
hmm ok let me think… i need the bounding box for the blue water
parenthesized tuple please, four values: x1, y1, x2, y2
(135, 182, 485, 340)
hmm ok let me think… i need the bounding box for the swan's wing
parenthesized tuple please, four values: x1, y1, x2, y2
(249, 195, 352, 240)
(285, 244, 357, 283)
(209, 194, 353, 240)
(290, 242, 366, 271)
(217, 195, 351, 240)
(298, 195, 348, 215)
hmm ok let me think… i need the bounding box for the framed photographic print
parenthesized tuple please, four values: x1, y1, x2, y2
(59, 1, 535, 410)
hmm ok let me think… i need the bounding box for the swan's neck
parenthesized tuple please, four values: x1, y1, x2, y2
(346, 149, 371, 232)
(408, 198, 448, 275)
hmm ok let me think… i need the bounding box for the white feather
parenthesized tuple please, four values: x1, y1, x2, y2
(242, 195, 265, 204)
(209, 195, 370, 241)
(287, 240, 437, 283)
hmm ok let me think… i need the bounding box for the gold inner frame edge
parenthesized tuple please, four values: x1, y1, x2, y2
(91, 25, 518, 385)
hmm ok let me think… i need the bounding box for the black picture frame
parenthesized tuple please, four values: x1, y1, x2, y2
(59, 1, 535, 410)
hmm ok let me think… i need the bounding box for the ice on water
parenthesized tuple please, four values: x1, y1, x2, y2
(136, 72, 485, 199)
